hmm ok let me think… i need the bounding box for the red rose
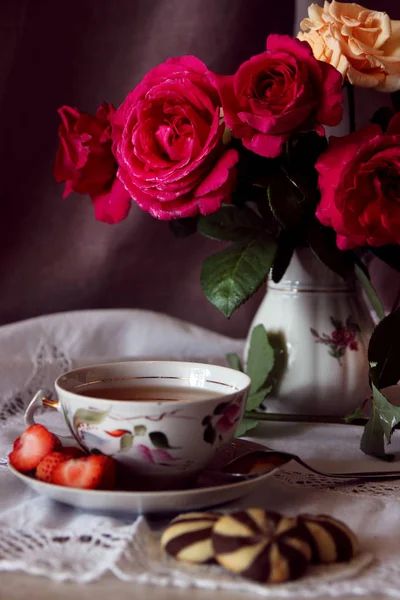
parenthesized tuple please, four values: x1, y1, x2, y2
(316, 113, 400, 250)
(113, 56, 238, 220)
(54, 103, 131, 224)
(214, 34, 343, 158)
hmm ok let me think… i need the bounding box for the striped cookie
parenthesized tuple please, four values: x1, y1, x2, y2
(297, 514, 359, 563)
(212, 509, 312, 583)
(161, 512, 220, 564)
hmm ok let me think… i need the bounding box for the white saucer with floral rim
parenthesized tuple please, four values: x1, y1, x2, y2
(8, 439, 285, 514)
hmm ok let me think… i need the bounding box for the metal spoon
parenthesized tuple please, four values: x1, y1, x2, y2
(205, 449, 400, 483)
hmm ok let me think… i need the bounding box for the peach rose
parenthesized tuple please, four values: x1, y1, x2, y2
(298, 1, 400, 91)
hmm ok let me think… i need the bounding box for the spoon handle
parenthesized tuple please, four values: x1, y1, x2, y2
(265, 450, 400, 480)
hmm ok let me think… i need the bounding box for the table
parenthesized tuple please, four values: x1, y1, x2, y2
(1, 310, 400, 599)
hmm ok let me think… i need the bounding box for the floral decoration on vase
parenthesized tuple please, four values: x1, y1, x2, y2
(54, 1, 400, 459)
(310, 316, 360, 365)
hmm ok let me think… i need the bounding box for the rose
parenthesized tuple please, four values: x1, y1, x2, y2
(298, 1, 400, 91)
(54, 103, 131, 224)
(113, 56, 238, 220)
(213, 34, 343, 158)
(316, 113, 400, 250)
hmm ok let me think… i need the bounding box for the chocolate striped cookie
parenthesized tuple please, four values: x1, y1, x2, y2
(161, 512, 220, 564)
(212, 509, 312, 583)
(297, 514, 359, 563)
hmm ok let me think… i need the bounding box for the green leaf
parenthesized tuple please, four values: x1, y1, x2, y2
(360, 409, 386, 458)
(149, 431, 179, 449)
(355, 263, 385, 321)
(305, 218, 354, 279)
(120, 433, 133, 452)
(368, 308, 400, 389)
(198, 205, 264, 242)
(246, 324, 275, 394)
(227, 353, 242, 371)
(267, 174, 306, 231)
(360, 383, 400, 458)
(344, 407, 364, 424)
(246, 386, 272, 411)
(200, 236, 277, 318)
(235, 418, 259, 438)
(372, 383, 400, 443)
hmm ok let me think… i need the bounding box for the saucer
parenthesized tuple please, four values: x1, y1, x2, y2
(8, 439, 286, 514)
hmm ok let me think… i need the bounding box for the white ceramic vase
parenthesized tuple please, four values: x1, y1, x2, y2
(245, 248, 375, 416)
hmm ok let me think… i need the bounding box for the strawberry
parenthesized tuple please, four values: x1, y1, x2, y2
(60, 446, 87, 459)
(36, 452, 68, 482)
(51, 455, 116, 490)
(98, 456, 116, 490)
(9, 424, 61, 473)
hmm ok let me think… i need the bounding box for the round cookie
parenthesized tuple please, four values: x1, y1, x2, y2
(297, 514, 359, 564)
(161, 512, 220, 564)
(212, 509, 312, 583)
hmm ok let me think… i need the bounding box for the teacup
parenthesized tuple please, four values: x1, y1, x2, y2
(25, 360, 251, 488)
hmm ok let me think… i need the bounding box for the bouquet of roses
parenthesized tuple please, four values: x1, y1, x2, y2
(54, 1, 400, 458)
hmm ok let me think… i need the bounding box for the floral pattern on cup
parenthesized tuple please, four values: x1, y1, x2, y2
(131, 444, 177, 465)
(66, 405, 186, 464)
(202, 401, 242, 444)
(310, 316, 360, 365)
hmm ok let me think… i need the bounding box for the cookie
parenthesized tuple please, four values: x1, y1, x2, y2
(161, 512, 220, 564)
(212, 509, 312, 583)
(297, 514, 358, 563)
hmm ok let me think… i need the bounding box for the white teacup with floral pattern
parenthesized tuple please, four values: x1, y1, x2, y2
(25, 361, 251, 488)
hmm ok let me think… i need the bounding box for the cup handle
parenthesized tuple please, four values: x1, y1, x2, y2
(24, 389, 61, 427)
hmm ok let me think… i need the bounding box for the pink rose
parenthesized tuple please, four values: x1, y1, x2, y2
(113, 56, 238, 220)
(54, 103, 131, 224)
(214, 34, 343, 158)
(316, 113, 400, 250)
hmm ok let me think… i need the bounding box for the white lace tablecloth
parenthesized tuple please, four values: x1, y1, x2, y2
(1, 309, 400, 598)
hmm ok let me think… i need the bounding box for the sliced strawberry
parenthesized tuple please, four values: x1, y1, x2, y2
(51, 455, 116, 490)
(9, 424, 61, 473)
(60, 446, 87, 459)
(36, 452, 68, 482)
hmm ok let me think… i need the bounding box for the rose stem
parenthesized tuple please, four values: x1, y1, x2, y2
(347, 83, 356, 133)
(244, 411, 368, 426)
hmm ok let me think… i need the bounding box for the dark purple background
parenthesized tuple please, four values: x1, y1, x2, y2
(0, 0, 399, 336)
